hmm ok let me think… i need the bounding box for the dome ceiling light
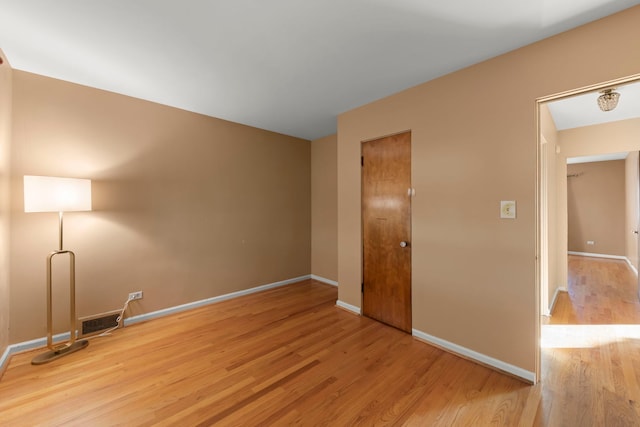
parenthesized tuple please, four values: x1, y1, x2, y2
(597, 88, 620, 112)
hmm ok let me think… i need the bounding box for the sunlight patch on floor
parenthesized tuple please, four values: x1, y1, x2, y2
(541, 324, 640, 348)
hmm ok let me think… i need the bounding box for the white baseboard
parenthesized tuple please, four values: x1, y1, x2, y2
(310, 275, 338, 287)
(625, 257, 638, 276)
(569, 251, 638, 275)
(545, 286, 567, 316)
(568, 251, 626, 260)
(1, 330, 73, 376)
(0, 346, 11, 376)
(332, 303, 535, 383)
(336, 300, 361, 315)
(124, 274, 311, 327)
(0, 275, 311, 373)
(412, 328, 536, 384)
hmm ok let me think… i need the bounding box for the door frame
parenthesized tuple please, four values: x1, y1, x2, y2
(536, 73, 640, 383)
(637, 152, 640, 301)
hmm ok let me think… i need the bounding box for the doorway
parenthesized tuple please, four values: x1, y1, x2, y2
(538, 75, 640, 382)
(361, 131, 412, 333)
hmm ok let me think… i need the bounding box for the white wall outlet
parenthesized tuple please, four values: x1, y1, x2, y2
(128, 291, 143, 301)
(587, 241, 595, 245)
(500, 201, 516, 219)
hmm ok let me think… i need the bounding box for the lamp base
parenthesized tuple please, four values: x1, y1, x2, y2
(31, 340, 89, 365)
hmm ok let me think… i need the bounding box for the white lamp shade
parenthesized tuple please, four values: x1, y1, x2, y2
(24, 175, 92, 213)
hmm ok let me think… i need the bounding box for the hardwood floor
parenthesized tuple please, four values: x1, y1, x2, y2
(540, 256, 640, 426)
(548, 256, 640, 325)
(0, 258, 639, 426)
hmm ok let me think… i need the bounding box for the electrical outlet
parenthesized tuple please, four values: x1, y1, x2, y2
(587, 240, 595, 245)
(128, 291, 143, 301)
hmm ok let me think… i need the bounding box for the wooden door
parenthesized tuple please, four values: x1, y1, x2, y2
(362, 131, 412, 333)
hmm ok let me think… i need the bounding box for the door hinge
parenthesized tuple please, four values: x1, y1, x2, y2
(361, 282, 364, 293)
(361, 156, 364, 166)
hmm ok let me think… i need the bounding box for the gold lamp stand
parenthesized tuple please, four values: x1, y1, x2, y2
(31, 211, 89, 365)
(24, 175, 92, 365)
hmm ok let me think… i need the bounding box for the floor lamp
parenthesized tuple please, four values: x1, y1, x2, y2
(24, 175, 92, 365)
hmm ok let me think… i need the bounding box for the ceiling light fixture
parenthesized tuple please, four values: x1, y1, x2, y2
(597, 88, 620, 112)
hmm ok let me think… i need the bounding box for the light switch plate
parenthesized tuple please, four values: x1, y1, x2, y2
(501, 201, 516, 219)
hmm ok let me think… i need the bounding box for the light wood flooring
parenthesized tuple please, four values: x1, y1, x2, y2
(1, 256, 639, 426)
(540, 255, 640, 426)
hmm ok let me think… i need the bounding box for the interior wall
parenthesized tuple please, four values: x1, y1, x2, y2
(337, 6, 640, 375)
(0, 50, 12, 355)
(567, 160, 625, 255)
(557, 117, 640, 287)
(625, 151, 639, 272)
(560, 118, 640, 157)
(311, 134, 338, 282)
(9, 71, 311, 344)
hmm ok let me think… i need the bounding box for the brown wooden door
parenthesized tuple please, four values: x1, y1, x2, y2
(362, 131, 412, 333)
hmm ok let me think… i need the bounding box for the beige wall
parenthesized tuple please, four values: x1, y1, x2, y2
(10, 71, 311, 343)
(560, 118, 640, 158)
(556, 118, 640, 289)
(625, 151, 639, 271)
(567, 160, 625, 255)
(0, 50, 11, 355)
(311, 134, 338, 282)
(337, 6, 640, 375)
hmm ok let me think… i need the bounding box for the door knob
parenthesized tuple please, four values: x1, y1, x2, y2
(400, 241, 409, 248)
(634, 230, 639, 234)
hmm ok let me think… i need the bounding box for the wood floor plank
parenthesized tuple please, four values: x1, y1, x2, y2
(541, 255, 640, 427)
(2, 261, 640, 426)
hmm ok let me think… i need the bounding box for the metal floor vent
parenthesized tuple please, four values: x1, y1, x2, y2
(78, 310, 121, 338)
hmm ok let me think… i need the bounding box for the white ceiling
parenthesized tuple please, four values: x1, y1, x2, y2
(547, 80, 640, 131)
(547, 76, 640, 166)
(1, 0, 639, 140)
